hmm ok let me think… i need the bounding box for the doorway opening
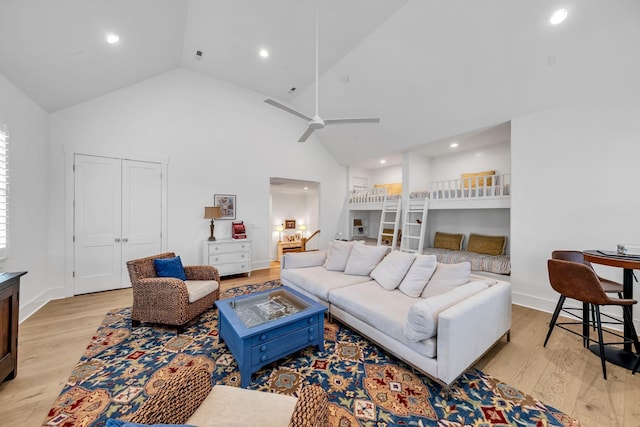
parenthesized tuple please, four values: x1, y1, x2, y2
(269, 177, 320, 262)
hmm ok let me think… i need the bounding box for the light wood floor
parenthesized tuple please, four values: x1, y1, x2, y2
(1, 265, 639, 427)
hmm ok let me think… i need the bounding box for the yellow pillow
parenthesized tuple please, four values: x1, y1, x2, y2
(461, 170, 495, 188)
(433, 232, 464, 251)
(467, 234, 507, 256)
(374, 183, 402, 195)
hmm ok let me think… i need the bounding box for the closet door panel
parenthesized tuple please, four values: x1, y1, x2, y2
(74, 155, 122, 294)
(121, 160, 163, 286)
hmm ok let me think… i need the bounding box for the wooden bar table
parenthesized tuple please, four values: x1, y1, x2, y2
(583, 250, 640, 370)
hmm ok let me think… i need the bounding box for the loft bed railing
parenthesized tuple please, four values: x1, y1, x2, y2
(429, 173, 511, 200)
(348, 187, 401, 205)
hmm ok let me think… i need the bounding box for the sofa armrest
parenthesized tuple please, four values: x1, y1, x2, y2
(289, 385, 329, 427)
(436, 282, 511, 385)
(281, 250, 327, 270)
(128, 365, 212, 424)
(132, 277, 191, 304)
(185, 265, 220, 282)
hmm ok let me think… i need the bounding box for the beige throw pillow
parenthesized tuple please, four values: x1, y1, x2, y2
(370, 250, 416, 290)
(396, 254, 437, 297)
(421, 262, 471, 298)
(344, 244, 390, 276)
(325, 240, 359, 271)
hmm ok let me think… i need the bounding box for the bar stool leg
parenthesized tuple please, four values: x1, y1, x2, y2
(594, 305, 607, 380)
(544, 296, 566, 347)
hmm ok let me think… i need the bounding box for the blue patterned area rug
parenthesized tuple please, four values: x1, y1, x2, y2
(43, 281, 580, 427)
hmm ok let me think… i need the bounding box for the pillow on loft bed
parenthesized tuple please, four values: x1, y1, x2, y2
(467, 233, 507, 256)
(433, 232, 464, 251)
(461, 170, 495, 188)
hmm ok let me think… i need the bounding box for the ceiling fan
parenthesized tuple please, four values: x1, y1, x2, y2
(264, 7, 380, 143)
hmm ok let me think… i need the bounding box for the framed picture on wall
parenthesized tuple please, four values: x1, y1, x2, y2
(214, 194, 236, 219)
(285, 219, 296, 229)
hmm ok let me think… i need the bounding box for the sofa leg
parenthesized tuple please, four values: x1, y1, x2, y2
(506, 330, 511, 342)
(131, 319, 141, 328)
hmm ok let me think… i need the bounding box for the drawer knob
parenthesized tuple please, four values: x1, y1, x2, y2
(308, 327, 314, 333)
(308, 336, 314, 342)
(260, 334, 267, 341)
(308, 318, 314, 323)
(260, 355, 267, 362)
(260, 345, 267, 352)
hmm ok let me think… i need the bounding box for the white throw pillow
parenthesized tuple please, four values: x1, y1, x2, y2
(344, 244, 390, 276)
(370, 250, 416, 290)
(421, 262, 471, 298)
(325, 240, 359, 271)
(404, 281, 489, 341)
(396, 254, 437, 297)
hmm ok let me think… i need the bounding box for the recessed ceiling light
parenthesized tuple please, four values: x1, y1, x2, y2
(106, 34, 120, 44)
(303, 187, 309, 190)
(259, 48, 269, 58)
(379, 159, 387, 164)
(450, 142, 459, 148)
(549, 8, 568, 25)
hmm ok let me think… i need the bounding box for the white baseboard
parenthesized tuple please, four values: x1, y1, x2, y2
(19, 286, 70, 323)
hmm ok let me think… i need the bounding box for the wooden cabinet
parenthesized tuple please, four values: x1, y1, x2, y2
(1, 272, 27, 383)
(277, 240, 303, 262)
(202, 239, 251, 277)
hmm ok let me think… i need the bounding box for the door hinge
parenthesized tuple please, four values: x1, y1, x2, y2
(73, 235, 75, 242)
(73, 164, 75, 172)
(72, 271, 75, 278)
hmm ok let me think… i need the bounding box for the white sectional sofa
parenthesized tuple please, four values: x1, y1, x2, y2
(280, 241, 512, 388)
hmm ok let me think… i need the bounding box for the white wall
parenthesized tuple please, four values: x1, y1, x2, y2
(48, 68, 347, 300)
(511, 89, 640, 328)
(370, 164, 402, 186)
(430, 142, 511, 182)
(0, 73, 50, 321)
(270, 191, 320, 258)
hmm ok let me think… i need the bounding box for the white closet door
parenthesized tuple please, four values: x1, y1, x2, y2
(74, 155, 122, 294)
(121, 160, 162, 285)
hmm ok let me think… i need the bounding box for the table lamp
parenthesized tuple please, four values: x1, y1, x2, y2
(204, 206, 223, 241)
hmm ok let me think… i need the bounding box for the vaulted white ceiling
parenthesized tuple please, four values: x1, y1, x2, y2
(1, 0, 639, 168)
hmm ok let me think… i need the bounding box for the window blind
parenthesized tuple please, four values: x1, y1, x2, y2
(0, 124, 8, 259)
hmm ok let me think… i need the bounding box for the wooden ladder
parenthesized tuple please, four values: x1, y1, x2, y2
(400, 197, 429, 253)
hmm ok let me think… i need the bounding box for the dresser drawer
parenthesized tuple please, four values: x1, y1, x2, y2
(208, 251, 249, 264)
(251, 326, 318, 365)
(216, 262, 250, 276)
(250, 315, 319, 346)
(207, 241, 251, 255)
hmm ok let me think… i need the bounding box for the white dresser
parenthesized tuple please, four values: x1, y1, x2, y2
(202, 239, 252, 277)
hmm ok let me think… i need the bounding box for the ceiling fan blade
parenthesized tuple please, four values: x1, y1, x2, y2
(324, 118, 381, 125)
(298, 127, 316, 142)
(264, 99, 312, 121)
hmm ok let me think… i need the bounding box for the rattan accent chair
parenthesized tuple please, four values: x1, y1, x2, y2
(126, 252, 220, 331)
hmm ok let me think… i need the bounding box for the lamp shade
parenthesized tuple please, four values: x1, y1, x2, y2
(204, 206, 223, 219)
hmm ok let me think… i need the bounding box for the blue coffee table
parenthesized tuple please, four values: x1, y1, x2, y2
(216, 286, 327, 387)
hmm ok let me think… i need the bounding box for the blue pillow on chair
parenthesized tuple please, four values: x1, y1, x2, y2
(153, 256, 187, 281)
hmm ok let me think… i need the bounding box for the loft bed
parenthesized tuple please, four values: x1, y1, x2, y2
(348, 186, 401, 210)
(427, 172, 510, 209)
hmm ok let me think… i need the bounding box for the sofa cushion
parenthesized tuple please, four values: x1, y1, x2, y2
(421, 262, 471, 298)
(405, 281, 489, 342)
(184, 280, 219, 303)
(370, 250, 416, 290)
(187, 385, 297, 427)
(396, 254, 437, 297)
(154, 256, 187, 281)
(283, 250, 327, 269)
(344, 244, 390, 276)
(281, 266, 372, 301)
(329, 281, 437, 358)
(325, 240, 361, 271)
